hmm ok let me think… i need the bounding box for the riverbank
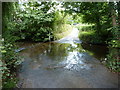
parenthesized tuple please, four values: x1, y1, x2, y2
(78, 30, 107, 45)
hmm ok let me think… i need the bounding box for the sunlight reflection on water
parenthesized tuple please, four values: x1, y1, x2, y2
(57, 30, 91, 71)
(59, 51, 91, 71)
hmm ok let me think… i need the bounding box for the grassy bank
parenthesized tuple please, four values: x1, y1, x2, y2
(77, 24, 104, 44)
(76, 23, 95, 31)
(79, 31, 104, 44)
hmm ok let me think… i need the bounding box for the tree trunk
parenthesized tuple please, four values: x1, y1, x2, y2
(96, 15, 101, 35)
(117, 2, 120, 26)
(111, 10, 117, 26)
(109, 2, 117, 27)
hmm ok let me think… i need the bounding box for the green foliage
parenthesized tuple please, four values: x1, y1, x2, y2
(76, 23, 95, 31)
(77, 23, 103, 44)
(53, 11, 65, 25)
(53, 11, 72, 32)
(106, 26, 120, 72)
(52, 10, 73, 40)
(106, 48, 120, 72)
(2, 2, 14, 33)
(2, 2, 20, 44)
(108, 40, 120, 48)
(2, 77, 17, 88)
(79, 30, 103, 44)
(73, 14, 83, 23)
(63, 2, 112, 34)
(12, 2, 55, 42)
(107, 26, 120, 48)
(31, 27, 53, 42)
(8, 2, 72, 42)
(53, 24, 72, 40)
(1, 39, 21, 88)
(2, 2, 22, 88)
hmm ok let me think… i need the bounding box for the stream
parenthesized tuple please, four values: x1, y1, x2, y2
(17, 28, 118, 88)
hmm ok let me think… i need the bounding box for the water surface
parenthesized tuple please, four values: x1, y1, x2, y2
(17, 28, 118, 88)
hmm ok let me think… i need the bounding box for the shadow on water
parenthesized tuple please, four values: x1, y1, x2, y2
(81, 43, 108, 61)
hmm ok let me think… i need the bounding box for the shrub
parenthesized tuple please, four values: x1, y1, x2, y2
(106, 48, 120, 72)
(76, 23, 95, 31)
(0, 38, 22, 88)
(106, 26, 120, 72)
(79, 31, 103, 44)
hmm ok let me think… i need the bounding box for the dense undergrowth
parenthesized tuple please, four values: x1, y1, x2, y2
(0, 38, 21, 88)
(5, 2, 72, 42)
(106, 26, 120, 72)
(1, 2, 21, 88)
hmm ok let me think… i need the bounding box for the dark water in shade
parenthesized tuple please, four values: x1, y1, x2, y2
(17, 28, 118, 88)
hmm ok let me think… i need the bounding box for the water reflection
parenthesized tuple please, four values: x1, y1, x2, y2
(61, 51, 91, 71)
(17, 28, 108, 71)
(17, 28, 118, 88)
(18, 41, 102, 71)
